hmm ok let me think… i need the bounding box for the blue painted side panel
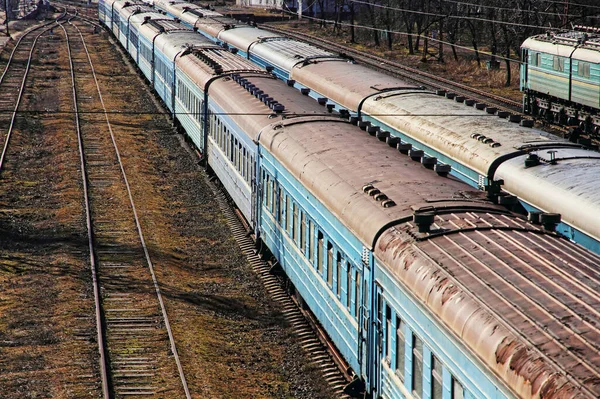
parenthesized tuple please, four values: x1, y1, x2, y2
(259, 150, 363, 373)
(375, 262, 515, 399)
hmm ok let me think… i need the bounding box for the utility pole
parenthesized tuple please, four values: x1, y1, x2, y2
(4, 0, 9, 37)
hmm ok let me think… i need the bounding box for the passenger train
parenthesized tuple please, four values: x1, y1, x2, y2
(98, 2, 600, 399)
(124, 0, 600, 257)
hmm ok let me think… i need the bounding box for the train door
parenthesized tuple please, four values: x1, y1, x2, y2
(373, 285, 384, 396)
(358, 262, 370, 389)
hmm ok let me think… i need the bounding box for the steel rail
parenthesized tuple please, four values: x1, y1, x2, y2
(55, 14, 111, 399)
(0, 13, 66, 172)
(64, 14, 192, 399)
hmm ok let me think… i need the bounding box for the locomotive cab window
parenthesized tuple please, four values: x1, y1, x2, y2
(530, 52, 541, 67)
(553, 56, 565, 72)
(578, 61, 591, 78)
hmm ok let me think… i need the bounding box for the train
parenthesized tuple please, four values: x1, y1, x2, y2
(97, 2, 600, 399)
(520, 29, 600, 136)
(114, 0, 600, 258)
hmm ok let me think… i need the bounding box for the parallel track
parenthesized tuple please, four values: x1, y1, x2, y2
(261, 25, 522, 112)
(60, 14, 192, 399)
(0, 16, 64, 171)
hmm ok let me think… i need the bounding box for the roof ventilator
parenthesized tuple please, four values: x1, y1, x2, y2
(509, 114, 522, 123)
(413, 212, 435, 233)
(421, 157, 437, 169)
(541, 213, 561, 231)
(317, 97, 328, 105)
(521, 119, 534, 128)
(446, 92, 456, 100)
(524, 153, 540, 167)
(434, 164, 451, 177)
(465, 99, 476, 106)
(326, 104, 335, 113)
(386, 136, 400, 147)
(436, 89, 446, 96)
(455, 96, 465, 103)
(498, 111, 510, 118)
(300, 87, 310, 95)
(485, 106, 497, 114)
(397, 142, 412, 154)
(358, 121, 371, 130)
(367, 125, 380, 136)
(475, 103, 486, 110)
(376, 130, 390, 142)
(409, 149, 424, 161)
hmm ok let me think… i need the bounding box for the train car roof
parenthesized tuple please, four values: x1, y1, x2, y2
(496, 149, 600, 244)
(362, 90, 570, 175)
(376, 211, 600, 399)
(290, 60, 417, 112)
(247, 37, 342, 74)
(522, 34, 600, 63)
(258, 118, 507, 248)
(155, 29, 214, 59)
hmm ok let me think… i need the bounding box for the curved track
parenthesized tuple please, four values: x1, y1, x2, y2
(59, 13, 192, 399)
(261, 25, 522, 112)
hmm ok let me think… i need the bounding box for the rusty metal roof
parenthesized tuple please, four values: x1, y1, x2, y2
(376, 212, 600, 399)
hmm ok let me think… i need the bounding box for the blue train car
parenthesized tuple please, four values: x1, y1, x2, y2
(100, 3, 600, 398)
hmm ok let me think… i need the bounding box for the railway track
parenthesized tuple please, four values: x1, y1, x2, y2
(0, 15, 64, 171)
(60, 15, 191, 398)
(206, 178, 353, 399)
(261, 25, 522, 112)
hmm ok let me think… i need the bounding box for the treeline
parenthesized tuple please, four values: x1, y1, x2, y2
(300, 0, 600, 84)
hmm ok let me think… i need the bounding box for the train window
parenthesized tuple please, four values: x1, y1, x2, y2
(452, 378, 464, 399)
(327, 242, 333, 285)
(412, 335, 423, 398)
(385, 305, 392, 362)
(264, 173, 269, 206)
(300, 212, 306, 252)
(346, 263, 352, 310)
(293, 204, 299, 243)
(336, 252, 341, 297)
(279, 189, 284, 225)
(578, 62, 591, 78)
(432, 356, 443, 399)
(395, 317, 405, 380)
(317, 231, 324, 272)
(355, 270, 361, 318)
(553, 56, 565, 72)
(286, 196, 291, 233)
(309, 220, 315, 262)
(270, 181, 276, 214)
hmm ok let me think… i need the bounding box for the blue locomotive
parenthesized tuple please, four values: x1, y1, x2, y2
(99, 2, 600, 398)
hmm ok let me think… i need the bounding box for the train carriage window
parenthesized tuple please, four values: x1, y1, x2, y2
(432, 356, 443, 399)
(395, 317, 405, 380)
(317, 231, 324, 272)
(286, 196, 291, 233)
(553, 56, 565, 72)
(578, 62, 591, 78)
(293, 203, 299, 243)
(270, 181, 276, 214)
(385, 305, 392, 363)
(355, 270, 361, 319)
(279, 189, 284, 226)
(336, 252, 341, 297)
(452, 378, 464, 399)
(300, 212, 306, 252)
(264, 173, 269, 206)
(412, 335, 423, 398)
(309, 220, 315, 262)
(346, 263, 352, 310)
(327, 242, 333, 285)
